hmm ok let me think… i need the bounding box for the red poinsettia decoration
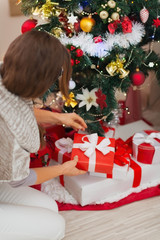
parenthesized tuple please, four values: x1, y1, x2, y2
(153, 18, 160, 28)
(108, 20, 119, 34)
(121, 16, 132, 34)
(108, 17, 132, 34)
(95, 89, 107, 110)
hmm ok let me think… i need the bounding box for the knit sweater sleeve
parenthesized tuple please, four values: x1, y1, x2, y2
(9, 169, 37, 187)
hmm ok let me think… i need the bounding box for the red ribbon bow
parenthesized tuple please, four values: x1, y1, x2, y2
(115, 138, 141, 188)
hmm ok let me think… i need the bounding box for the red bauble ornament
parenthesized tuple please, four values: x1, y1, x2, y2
(21, 19, 37, 34)
(76, 49, 83, 57)
(130, 68, 145, 86)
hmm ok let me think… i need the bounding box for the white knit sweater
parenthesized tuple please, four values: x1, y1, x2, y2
(0, 75, 40, 182)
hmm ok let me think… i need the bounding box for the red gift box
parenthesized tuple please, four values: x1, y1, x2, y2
(52, 137, 73, 164)
(133, 130, 160, 164)
(71, 133, 115, 174)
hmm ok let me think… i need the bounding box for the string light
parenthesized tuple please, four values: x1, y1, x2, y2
(85, 112, 112, 123)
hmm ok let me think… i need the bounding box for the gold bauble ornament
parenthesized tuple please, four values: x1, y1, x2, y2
(111, 12, 120, 21)
(80, 15, 95, 32)
(108, 0, 116, 8)
(51, 27, 63, 37)
(99, 10, 109, 20)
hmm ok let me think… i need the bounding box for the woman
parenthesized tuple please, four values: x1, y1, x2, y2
(0, 30, 86, 240)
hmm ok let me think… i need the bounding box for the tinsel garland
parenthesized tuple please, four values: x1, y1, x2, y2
(60, 22, 145, 58)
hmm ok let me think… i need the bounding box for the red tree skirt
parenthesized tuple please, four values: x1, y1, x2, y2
(57, 185, 160, 211)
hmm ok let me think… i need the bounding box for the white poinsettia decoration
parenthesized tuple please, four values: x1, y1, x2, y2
(76, 88, 98, 111)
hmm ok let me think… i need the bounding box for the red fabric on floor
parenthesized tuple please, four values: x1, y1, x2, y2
(57, 185, 160, 211)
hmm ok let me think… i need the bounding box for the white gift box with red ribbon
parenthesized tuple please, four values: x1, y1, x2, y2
(62, 158, 160, 206)
(132, 130, 160, 165)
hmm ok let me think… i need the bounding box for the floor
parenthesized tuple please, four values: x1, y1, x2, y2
(61, 196, 160, 240)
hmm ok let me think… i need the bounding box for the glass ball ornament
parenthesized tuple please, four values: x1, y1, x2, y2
(130, 68, 145, 86)
(111, 12, 120, 21)
(80, 0, 91, 8)
(99, 10, 109, 20)
(21, 18, 37, 34)
(69, 79, 76, 90)
(80, 16, 95, 32)
(108, 0, 116, 8)
(75, 4, 83, 14)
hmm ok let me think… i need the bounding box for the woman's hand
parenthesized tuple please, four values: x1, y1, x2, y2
(58, 112, 87, 131)
(61, 156, 86, 176)
(34, 108, 87, 131)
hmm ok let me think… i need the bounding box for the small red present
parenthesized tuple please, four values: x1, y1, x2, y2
(71, 133, 115, 174)
(133, 130, 160, 165)
(52, 137, 73, 164)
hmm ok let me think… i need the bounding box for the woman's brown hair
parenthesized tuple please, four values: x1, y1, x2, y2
(0, 30, 71, 99)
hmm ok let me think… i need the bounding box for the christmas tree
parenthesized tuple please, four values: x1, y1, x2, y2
(20, 0, 160, 135)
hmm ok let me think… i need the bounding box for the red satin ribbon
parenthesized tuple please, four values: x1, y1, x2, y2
(115, 138, 142, 188)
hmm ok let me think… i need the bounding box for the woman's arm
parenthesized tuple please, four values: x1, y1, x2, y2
(34, 108, 87, 131)
(33, 156, 85, 185)
(10, 156, 86, 187)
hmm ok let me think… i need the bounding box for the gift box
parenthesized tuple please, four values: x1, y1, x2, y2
(62, 157, 160, 206)
(132, 130, 160, 165)
(52, 137, 73, 164)
(49, 122, 159, 206)
(71, 133, 115, 174)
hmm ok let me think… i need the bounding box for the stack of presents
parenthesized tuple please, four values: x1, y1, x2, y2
(30, 121, 160, 206)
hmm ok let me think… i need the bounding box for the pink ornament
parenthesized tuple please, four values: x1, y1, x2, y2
(140, 7, 149, 23)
